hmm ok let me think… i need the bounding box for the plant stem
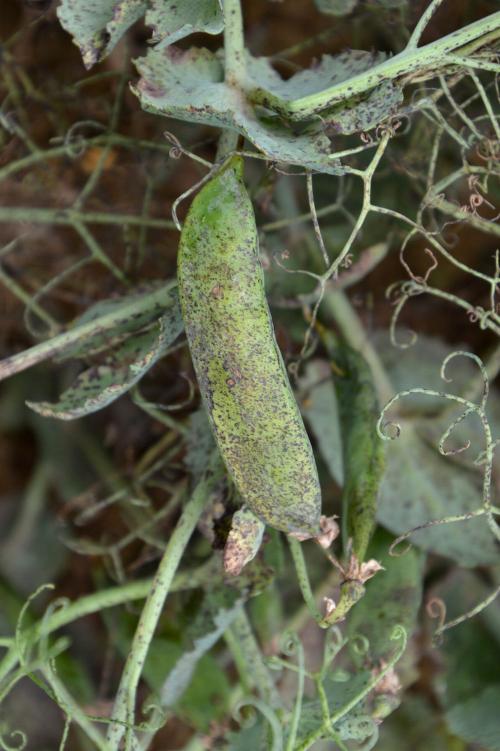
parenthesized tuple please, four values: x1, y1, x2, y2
(215, 129, 239, 161)
(105, 455, 223, 750)
(0, 206, 175, 230)
(288, 538, 324, 625)
(248, 11, 500, 119)
(222, 0, 246, 83)
(406, 0, 446, 49)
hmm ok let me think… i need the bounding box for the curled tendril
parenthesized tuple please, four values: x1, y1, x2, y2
(0, 730, 27, 751)
(138, 701, 168, 733)
(440, 350, 489, 406)
(62, 120, 106, 158)
(321, 627, 346, 675)
(386, 281, 420, 349)
(349, 633, 371, 658)
(400, 240, 438, 286)
(389, 625, 407, 644)
(163, 130, 183, 159)
(232, 699, 283, 751)
(388, 534, 413, 557)
(438, 406, 474, 456)
(432, 584, 500, 642)
(426, 596, 447, 644)
(378, 420, 401, 441)
(389, 510, 486, 557)
(279, 630, 301, 658)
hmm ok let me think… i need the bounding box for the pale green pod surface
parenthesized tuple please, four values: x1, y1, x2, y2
(178, 156, 321, 536)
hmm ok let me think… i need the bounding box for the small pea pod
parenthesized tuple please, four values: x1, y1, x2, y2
(315, 327, 385, 625)
(178, 156, 321, 536)
(334, 343, 385, 562)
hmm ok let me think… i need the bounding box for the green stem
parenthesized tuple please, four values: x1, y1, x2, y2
(288, 538, 324, 625)
(0, 206, 175, 230)
(216, 129, 240, 161)
(428, 195, 500, 238)
(222, 0, 246, 83)
(248, 11, 500, 119)
(406, 0, 446, 49)
(105, 456, 223, 750)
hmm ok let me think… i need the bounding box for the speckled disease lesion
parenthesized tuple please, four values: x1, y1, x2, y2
(178, 156, 321, 536)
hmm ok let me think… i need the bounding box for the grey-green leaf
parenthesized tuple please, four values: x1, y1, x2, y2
(26, 309, 183, 419)
(160, 593, 242, 708)
(134, 47, 344, 175)
(378, 423, 499, 566)
(57, 0, 148, 69)
(347, 529, 422, 664)
(146, 0, 223, 48)
(59, 283, 176, 361)
(446, 685, 500, 751)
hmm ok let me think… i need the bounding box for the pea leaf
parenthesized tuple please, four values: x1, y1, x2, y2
(159, 591, 243, 710)
(59, 284, 178, 361)
(57, 0, 222, 69)
(347, 529, 422, 664)
(432, 569, 500, 705)
(322, 79, 403, 135)
(26, 309, 182, 419)
(446, 685, 500, 751)
(134, 47, 344, 175)
(146, 0, 223, 48)
(372, 330, 478, 414)
(249, 49, 403, 132)
(57, 0, 148, 69)
(378, 423, 499, 566)
(296, 671, 376, 747)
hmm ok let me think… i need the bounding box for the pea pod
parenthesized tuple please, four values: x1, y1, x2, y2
(177, 156, 321, 536)
(334, 343, 385, 562)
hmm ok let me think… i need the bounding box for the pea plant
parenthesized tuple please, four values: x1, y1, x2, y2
(0, 1, 499, 749)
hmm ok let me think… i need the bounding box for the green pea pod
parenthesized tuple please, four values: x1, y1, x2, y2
(334, 342, 385, 561)
(178, 156, 321, 536)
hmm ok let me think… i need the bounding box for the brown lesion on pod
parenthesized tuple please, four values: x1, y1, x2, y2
(226, 368, 244, 389)
(210, 283, 225, 300)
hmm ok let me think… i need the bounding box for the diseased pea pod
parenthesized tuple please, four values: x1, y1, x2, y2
(177, 156, 321, 537)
